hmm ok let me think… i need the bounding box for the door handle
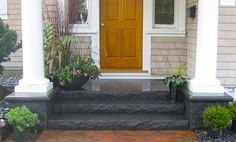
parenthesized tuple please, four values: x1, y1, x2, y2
(101, 23, 105, 27)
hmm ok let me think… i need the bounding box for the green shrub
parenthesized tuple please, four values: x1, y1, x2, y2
(5, 106, 40, 132)
(228, 101, 236, 120)
(202, 105, 231, 130)
(0, 18, 21, 73)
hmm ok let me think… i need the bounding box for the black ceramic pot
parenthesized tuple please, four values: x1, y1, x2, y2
(170, 86, 177, 103)
(60, 77, 89, 90)
(207, 128, 222, 139)
(232, 120, 236, 133)
(47, 75, 60, 87)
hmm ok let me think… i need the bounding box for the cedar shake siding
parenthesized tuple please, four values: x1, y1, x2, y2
(217, 7, 236, 87)
(186, 0, 197, 79)
(151, 37, 187, 76)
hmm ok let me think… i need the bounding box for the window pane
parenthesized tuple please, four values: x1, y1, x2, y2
(76, 0, 89, 24)
(69, 0, 89, 24)
(155, 0, 174, 25)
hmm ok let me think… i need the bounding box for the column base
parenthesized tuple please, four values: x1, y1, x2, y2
(15, 78, 53, 93)
(5, 89, 59, 130)
(189, 79, 225, 96)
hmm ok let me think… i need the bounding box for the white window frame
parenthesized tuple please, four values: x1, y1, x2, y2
(150, 0, 186, 36)
(154, 0, 176, 28)
(70, 0, 98, 34)
(0, 0, 8, 19)
(220, 0, 235, 6)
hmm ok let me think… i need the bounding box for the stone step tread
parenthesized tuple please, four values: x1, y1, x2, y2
(47, 113, 188, 130)
(48, 113, 187, 121)
(53, 100, 185, 113)
(60, 90, 169, 93)
(59, 90, 169, 96)
(54, 99, 181, 105)
(58, 91, 171, 101)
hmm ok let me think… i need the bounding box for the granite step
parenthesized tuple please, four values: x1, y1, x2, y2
(58, 90, 171, 101)
(53, 99, 185, 114)
(47, 113, 189, 130)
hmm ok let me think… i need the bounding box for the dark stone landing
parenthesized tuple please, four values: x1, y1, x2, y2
(48, 80, 188, 130)
(74, 79, 169, 92)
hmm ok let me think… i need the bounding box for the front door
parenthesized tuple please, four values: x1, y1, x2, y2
(100, 0, 143, 71)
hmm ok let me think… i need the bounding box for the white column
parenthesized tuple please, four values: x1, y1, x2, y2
(15, 0, 53, 93)
(189, 0, 224, 95)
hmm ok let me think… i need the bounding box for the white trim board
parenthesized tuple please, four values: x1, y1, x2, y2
(220, 0, 235, 6)
(0, 0, 7, 19)
(100, 73, 164, 80)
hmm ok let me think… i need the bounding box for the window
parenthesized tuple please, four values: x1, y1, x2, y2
(155, 0, 174, 25)
(69, 0, 89, 26)
(152, 0, 186, 35)
(0, 0, 7, 19)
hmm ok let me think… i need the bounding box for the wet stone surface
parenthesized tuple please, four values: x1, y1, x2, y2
(0, 76, 21, 88)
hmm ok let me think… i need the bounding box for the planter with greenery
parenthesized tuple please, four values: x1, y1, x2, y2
(5, 106, 40, 141)
(55, 56, 100, 90)
(164, 62, 188, 103)
(43, 3, 99, 88)
(202, 105, 231, 139)
(227, 101, 236, 133)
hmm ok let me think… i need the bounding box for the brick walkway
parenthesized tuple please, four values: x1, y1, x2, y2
(36, 130, 199, 142)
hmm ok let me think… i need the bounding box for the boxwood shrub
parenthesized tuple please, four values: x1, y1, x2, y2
(202, 105, 231, 130)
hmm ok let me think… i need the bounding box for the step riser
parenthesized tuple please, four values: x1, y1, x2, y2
(59, 91, 170, 101)
(48, 120, 188, 130)
(53, 104, 185, 114)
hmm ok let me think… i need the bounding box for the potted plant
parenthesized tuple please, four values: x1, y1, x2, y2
(5, 106, 40, 141)
(227, 101, 236, 133)
(202, 105, 231, 139)
(164, 62, 188, 103)
(55, 56, 100, 90)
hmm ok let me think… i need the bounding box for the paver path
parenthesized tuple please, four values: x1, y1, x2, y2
(36, 130, 199, 142)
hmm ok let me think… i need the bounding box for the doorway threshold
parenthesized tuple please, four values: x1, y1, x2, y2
(100, 72, 164, 79)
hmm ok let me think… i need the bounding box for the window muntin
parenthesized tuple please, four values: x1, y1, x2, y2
(155, 0, 175, 25)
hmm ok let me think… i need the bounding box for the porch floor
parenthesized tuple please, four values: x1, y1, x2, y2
(36, 130, 199, 142)
(79, 79, 168, 92)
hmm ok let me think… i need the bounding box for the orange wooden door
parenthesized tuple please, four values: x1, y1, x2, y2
(100, 0, 143, 71)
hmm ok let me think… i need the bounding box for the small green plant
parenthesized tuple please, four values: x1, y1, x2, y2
(199, 129, 208, 137)
(0, 18, 21, 73)
(5, 106, 40, 132)
(164, 61, 188, 87)
(227, 101, 236, 120)
(202, 105, 231, 131)
(55, 56, 100, 86)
